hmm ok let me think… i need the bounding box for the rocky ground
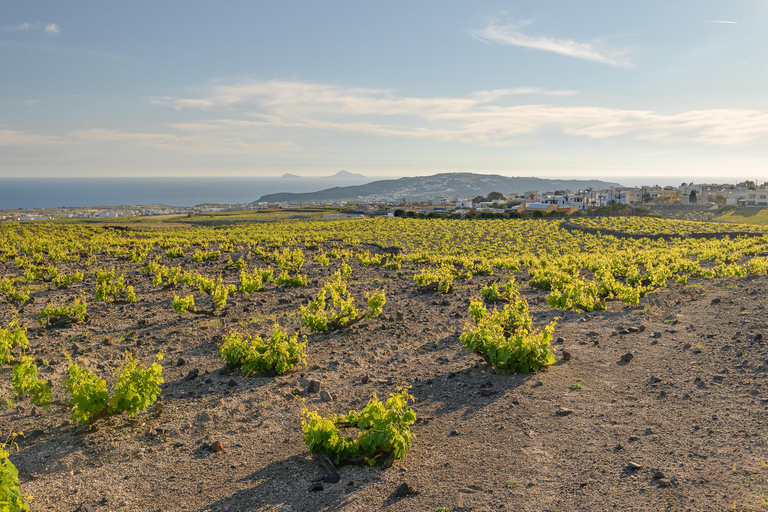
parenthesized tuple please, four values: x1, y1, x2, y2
(1, 253, 767, 511)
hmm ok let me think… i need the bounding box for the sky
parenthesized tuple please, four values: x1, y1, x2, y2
(1, 0, 768, 183)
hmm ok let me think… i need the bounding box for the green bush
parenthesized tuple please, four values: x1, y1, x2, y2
(302, 388, 416, 465)
(95, 270, 137, 303)
(0, 433, 30, 512)
(172, 294, 196, 313)
(38, 298, 88, 328)
(301, 271, 385, 332)
(65, 353, 164, 424)
(460, 297, 556, 373)
(220, 326, 306, 376)
(0, 318, 28, 365)
(11, 356, 52, 407)
(65, 356, 109, 424)
(110, 353, 164, 418)
(414, 266, 454, 293)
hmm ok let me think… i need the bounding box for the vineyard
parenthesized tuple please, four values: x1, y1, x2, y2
(1, 216, 767, 510)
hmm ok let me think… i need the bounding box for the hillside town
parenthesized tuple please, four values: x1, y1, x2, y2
(2, 181, 767, 222)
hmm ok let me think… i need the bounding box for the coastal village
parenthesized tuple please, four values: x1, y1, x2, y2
(2, 181, 767, 222)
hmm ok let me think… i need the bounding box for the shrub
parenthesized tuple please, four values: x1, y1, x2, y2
(460, 297, 556, 373)
(165, 246, 184, 258)
(38, 298, 88, 328)
(172, 294, 196, 313)
(274, 271, 308, 288)
(65, 356, 109, 424)
(65, 353, 163, 424)
(220, 326, 306, 376)
(110, 353, 164, 418)
(301, 271, 385, 332)
(0, 318, 28, 365)
(0, 278, 29, 304)
(239, 267, 274, 293)
(302, 388, 416, 465)
(0, 433, 30, 512)
(414, 266, 454, 293)
(193, 249, 220, 262)
(95, 270, 137, 303)
(11, 356, 52, 407)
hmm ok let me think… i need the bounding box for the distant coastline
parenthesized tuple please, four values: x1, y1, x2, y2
(0, 177, 376, 209)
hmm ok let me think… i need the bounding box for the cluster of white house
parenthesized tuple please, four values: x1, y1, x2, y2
(461, 182, 768, 214)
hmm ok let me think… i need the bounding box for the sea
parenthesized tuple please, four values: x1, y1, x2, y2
(0, 177, 374, 210)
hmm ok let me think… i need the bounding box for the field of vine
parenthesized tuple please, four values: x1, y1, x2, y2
(1, 215, 767, 510)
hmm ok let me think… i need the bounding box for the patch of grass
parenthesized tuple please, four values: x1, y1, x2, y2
(506, 479, 522, 488)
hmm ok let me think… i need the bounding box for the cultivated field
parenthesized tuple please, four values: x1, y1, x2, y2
(1, 216, 768, 511)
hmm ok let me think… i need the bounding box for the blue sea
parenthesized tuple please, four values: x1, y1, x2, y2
(0, 177, 374, 209)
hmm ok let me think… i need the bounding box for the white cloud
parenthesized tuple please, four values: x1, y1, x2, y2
(1, 22, 61, 34)
(153, 79, 768, 147)
(471, 21, 632, 67)
(707, 20, 738, 24)
(0, 129, 62, 146)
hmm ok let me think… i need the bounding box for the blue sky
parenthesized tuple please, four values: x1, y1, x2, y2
(1, 1, 767, 183)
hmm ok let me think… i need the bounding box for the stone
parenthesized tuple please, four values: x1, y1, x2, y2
(557, 407, 574, 416)
(480, 389, 493, 397)
(309, 482, 324, 492)
(657, 478, 672, 488)
(361, 375, 370, 384)
(627, 462, 642, 471)
(392, 482, 419, 498)
(228, 379, 238, 387)
(307, 380, 321, 393)
(320, 390, 333, 402)
(620, 352, 634, 362)
(210, 441, 224, 452)
(185, 368, 199, 380)
(562, 351, 572, 361)
(448, 430, 459, 437)
(176, 357, 186, 366)
(652, 470, 665, 480)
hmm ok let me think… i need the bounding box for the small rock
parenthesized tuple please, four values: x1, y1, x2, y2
(556, 337, 565, 343)
(652, 470, 665, 480)
(710, 298, 721, 305)
(627, 462, 642, 471)
(176, 357, 186, 366)
(628, 326, 640, 333)
(307, 380, 321, 393)
(657, 478, 672, 488)
(228, 379, 238, 387)
(480, 389, 493, 397)
(74, 505, 95, 512)
(448, 430, 460, 437)
(361, 375, 370, 384)
(754, 333, 763, 341)
(309, 482, 324, 492)
(210, 441, 224, 452)
(320, 390, 333, 402)
(651, 332, 662, 339)
(185, 368, 199, 380)
(278, 298, 290, 305)
(562, 351, 572, 361)
(557, 407, 574, 416)
(392, 482, 419, 498)
(620, 352, 634, 362)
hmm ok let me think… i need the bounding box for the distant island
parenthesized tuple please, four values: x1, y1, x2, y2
(280, 170, 367, 180)
(259, 172, 622, 203)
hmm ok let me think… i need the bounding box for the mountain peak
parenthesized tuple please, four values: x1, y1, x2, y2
(327, 170, 366, 179)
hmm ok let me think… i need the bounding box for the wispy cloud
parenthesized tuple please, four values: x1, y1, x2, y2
(152, 79, 768, 147)
(471, 21, 633, 67)
(707, 20, 738, 24)
(1, 21, 61, 34)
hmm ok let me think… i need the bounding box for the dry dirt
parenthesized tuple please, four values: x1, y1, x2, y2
(2, 253, 768, 511)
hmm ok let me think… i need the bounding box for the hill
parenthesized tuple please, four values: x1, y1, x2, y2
(258, 172, 621, 202)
